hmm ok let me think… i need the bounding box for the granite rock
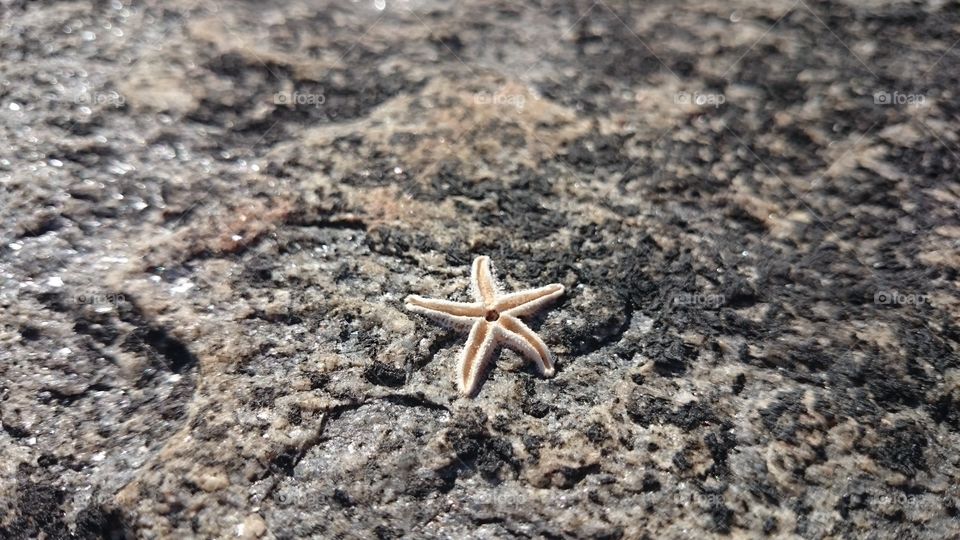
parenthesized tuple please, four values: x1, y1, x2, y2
(1, 0, 959, 538)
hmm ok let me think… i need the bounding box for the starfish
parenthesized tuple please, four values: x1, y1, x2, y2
(405, 255, 565, 396)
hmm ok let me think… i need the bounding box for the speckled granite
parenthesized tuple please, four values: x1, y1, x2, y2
(2, 0, 959, 538)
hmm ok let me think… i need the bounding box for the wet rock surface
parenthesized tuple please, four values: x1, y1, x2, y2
(2, 0, 959, 538)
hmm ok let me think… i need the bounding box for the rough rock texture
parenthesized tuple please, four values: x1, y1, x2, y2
(2, 0, 959, 538)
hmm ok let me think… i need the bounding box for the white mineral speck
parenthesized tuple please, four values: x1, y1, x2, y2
(171, 279, 195, 294)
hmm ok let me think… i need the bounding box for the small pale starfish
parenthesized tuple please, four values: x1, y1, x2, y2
(405, 255, 565, 396)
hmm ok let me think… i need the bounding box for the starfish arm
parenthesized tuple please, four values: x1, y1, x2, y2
(470, 255, 498, 304)
(405, 295, 484, 329)
(498, 314, 556, 377)
(458, 320, 498, 396)
(496, 283, 565, 317)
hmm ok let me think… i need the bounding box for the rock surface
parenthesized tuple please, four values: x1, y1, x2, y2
(2, 0, 959, 538)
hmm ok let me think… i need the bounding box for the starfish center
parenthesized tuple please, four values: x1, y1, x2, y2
(484, 309, 500, 322)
